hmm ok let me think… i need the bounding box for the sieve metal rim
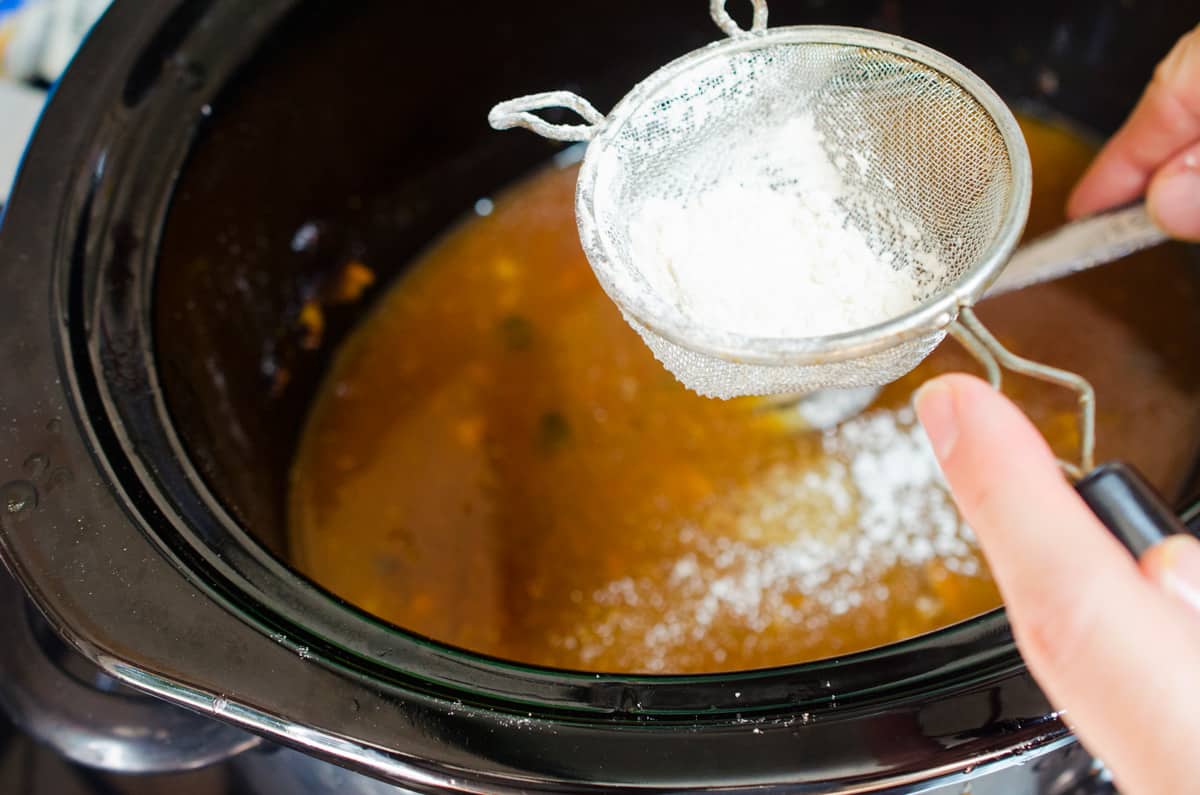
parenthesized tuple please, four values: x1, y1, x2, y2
(574, 24, 1034, 367)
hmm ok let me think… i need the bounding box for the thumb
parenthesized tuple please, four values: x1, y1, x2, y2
(1147, 140, 1200, 242)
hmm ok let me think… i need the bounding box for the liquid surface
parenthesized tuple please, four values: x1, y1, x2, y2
(289, 115, 1200, 673)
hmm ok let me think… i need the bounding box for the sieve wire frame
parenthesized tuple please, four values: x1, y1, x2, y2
(570, 24, 1034, 368)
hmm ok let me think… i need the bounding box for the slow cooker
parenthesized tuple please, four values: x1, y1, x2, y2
(0, 0, 1196, 791)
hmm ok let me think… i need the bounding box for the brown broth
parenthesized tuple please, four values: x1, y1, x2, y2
(288, 114, 1200, 673)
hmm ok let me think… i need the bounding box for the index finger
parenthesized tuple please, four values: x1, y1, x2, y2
(1067, 24, 1200, 218)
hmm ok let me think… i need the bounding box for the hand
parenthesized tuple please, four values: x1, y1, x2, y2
(1068, 24, 1200, 241)
(915, 374, 1200, 795)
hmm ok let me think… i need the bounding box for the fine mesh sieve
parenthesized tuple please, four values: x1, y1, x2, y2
(489, 1, 1098, 476)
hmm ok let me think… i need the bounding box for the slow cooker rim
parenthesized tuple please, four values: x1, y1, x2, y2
(0, 0, 1107, 789)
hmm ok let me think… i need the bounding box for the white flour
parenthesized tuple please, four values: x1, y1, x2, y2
(568, 406, 980, 672)
(628, 114, 926, 339)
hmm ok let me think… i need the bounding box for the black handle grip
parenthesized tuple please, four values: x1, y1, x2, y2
(1075, 461, 1189, 558)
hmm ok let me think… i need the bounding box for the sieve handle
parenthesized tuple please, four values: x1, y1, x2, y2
(711, 0, 769, 37)
(986, 202, 1167, 298)
(950, 308, 1096, 478)
(952, 310, 1188, 558)
(488, 91, 606, 142)
(1075, 462, 1189, 559)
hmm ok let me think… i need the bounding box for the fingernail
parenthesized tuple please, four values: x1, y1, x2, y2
(1146, 535, 1200, 614)
(1149, 155, 1200, 242)
(914, 379, 959, 461)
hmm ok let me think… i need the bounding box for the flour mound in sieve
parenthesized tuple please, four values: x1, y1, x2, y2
(627, 113, 932, 339)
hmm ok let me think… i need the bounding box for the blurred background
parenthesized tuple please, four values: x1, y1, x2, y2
(0, 0, 108, 205)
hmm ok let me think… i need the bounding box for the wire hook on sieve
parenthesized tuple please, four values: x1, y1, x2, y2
(710, 0, 769, 38)
(488, 91, 607, 142)
(489, 0, 770, 143)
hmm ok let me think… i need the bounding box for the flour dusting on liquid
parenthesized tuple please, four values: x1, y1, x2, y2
(563, 406, 979, 672)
